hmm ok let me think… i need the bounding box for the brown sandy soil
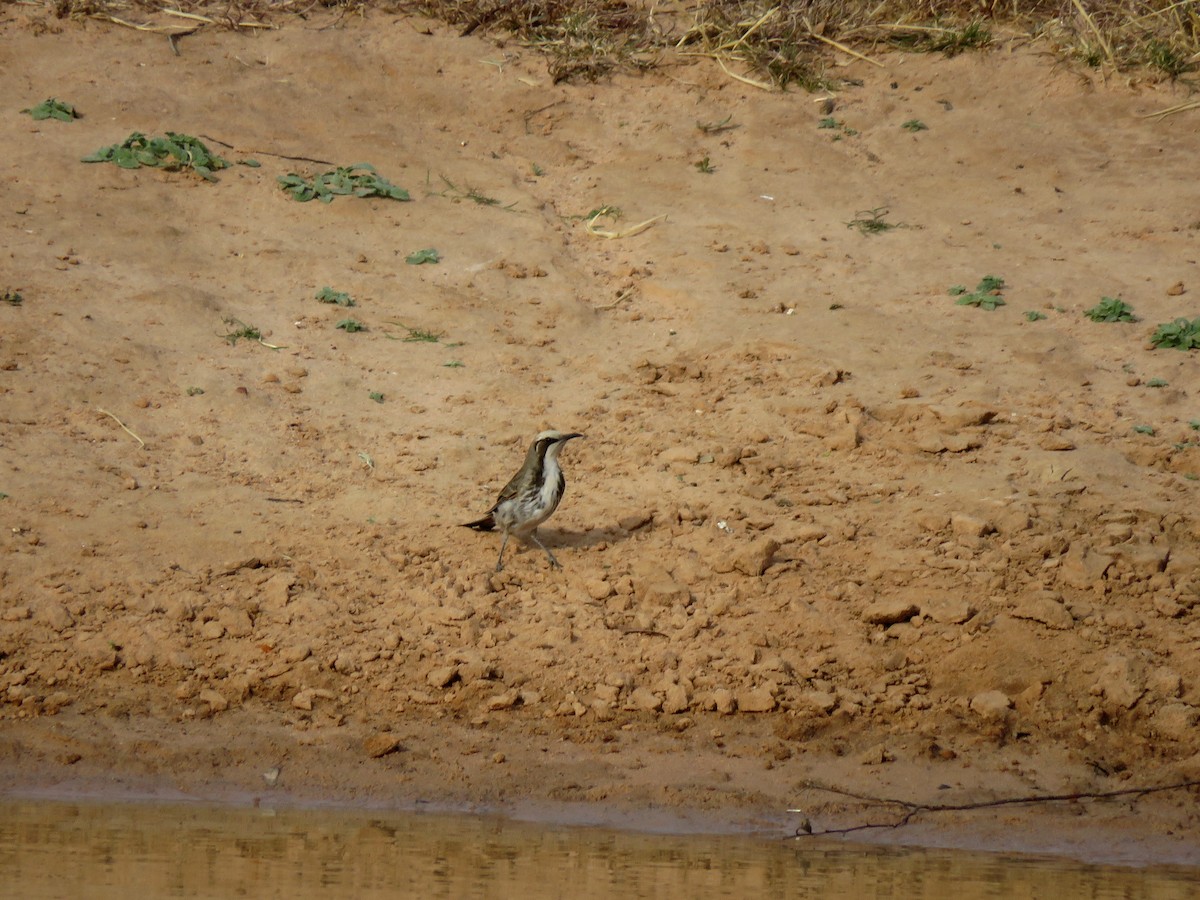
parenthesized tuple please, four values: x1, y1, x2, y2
(2, 7, 1200, 866)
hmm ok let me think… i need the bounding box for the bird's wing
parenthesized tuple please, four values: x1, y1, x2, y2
(464, 441, 542, 530)
(462, 472, 521, 530)
(493, 468, 526, 505)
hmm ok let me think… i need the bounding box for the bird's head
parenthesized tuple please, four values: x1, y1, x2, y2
(534, 430, 583, 460)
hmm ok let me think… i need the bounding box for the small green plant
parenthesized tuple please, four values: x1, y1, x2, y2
(1190, 420, 1200, 431)
(83, 132, 229, 181)
(761, 41, 832, 91)
(186, 386, 205, 396)
(406, 248, 440, 265)
(1133, 425, 1156, 435)
(695, 156, 715, 174)
(924, 20, 992, 56)
(368, 391, 384, 403)
(444, 360, 465, 368)
(1147, 378, 1169, 388)
(846, 208, 899, 236)
(223, 319, 260, 344)
(1150, 317, 1200, 351)
(278, 163, 410, 203)
(1080, 45, 1105, 68)
(958, 293, 1006, 311)
(696, 115, 736, 134)
(382, 320, 459, 344)
(221, 317, 282, 349)
(902, 119, 928, 132)
(336, 319, 366, 333)
(819, 117, 859, 138)
(1025, 310, 1047, 321)
(315, 286, 355, 307)
(438, 175, 514, 209)
(953, 275, 1006, 310)
(578, 204, 621, 223)
(1084, 296, 1137, 323)
(404, 326, 443, 342)
(2, 290, 23, 307)
(1145, 40, 1193, 79)
(530, 162, 545, 177)
(22, 98, 79, 121)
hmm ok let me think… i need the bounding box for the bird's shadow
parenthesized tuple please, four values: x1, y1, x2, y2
(534, 525, 631, 551)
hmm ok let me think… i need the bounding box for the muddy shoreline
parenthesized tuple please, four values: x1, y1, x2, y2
(3, 710, 1199, 867)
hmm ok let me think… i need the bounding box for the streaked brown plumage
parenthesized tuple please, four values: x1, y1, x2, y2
(463, 430, 583, 571)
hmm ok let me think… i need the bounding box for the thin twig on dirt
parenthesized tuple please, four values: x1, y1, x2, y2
(162, 7, 273, 29)
(586, 211, 666, 239)
(95, 407, 145, 449)
(791, 778, 1200, 838)
(595, 287, 636, 311)
(161, 8, 215, 24)
(1139, 99, 1200, 119)
(809, 31, 882, 68)
(99, 14, 197, 37)
(715, 54, 774, 90)
(95, 14, 189, 34)
(523, 100, 563, 134)
(875, 23, 960, 35)
(199, 135, 334, 166)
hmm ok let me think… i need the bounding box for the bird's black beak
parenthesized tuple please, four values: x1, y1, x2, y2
(562, 433, 584, 441)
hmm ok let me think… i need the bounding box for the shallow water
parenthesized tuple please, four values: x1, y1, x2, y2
(1, 799, 1197, 899)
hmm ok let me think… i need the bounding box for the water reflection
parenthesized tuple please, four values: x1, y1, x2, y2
(0, 799, 1196, 898)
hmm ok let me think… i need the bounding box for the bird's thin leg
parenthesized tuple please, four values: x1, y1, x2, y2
(529, 531, 561, 569)
(495, 533, 510, 573)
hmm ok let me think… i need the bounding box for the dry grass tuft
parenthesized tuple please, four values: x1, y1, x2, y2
(397, 0, 663, 82)
(23, 0, 1200, 86)
(679, 0, 1198, 89)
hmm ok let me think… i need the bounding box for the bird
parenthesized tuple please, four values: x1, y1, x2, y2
(462, 430, 584, 572)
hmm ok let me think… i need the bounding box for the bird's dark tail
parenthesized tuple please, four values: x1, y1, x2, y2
(462, 514, 496, 531)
